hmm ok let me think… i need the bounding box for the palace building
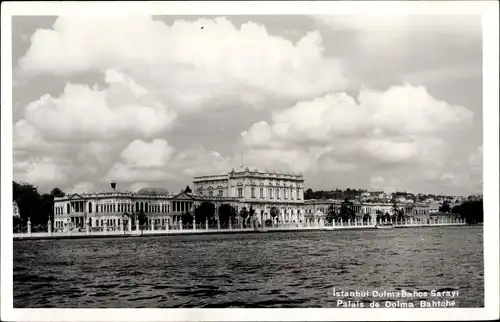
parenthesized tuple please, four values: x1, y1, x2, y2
(53, 167, 307, 231)
(193, 167, 306, 223)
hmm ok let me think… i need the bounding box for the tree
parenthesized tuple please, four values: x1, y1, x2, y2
(452, 200, 483, 224)
(439, 202, 451, 213)
(182, 211, 193, 227)
(249, 206, 257, 228)
(326, 205, 337, 224)
(194, 202, 216, 225)
(137, 210, 147, 235)
(184, 185, 192, 193)
(391, 197, 399, 217)
(339, 198, 356, 221)
(304, 188, 314, 200)
(50, 187, 65, 198)
(375, 210, 385, 223)
(218, 204, 235, 228)
(13, 182, 68, 226)
(363, 214, 372, 223)
(270, 207, 279, 225)
(239, 207, 249, 228)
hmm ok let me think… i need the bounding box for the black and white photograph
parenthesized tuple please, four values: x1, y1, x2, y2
(1, 1, 498, 321)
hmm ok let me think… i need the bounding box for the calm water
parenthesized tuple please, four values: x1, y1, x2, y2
(13, 226, 483, 308)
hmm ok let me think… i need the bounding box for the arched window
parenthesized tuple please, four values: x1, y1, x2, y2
(140, 202, 144, 212)
(145, 202, 149, 213)
(89, 202, 92, 213)
(67, 204, 70, 214)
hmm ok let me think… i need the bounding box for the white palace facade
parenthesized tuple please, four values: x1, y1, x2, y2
(53, 168, 306, 231)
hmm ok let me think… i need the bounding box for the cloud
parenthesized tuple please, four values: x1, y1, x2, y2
(105, 139, 176, 182)
(12, 16, 482, 196)
(468, 145, 483, 169)
(14, 157, 68, 185)
(242, 84, 473, 152)
(17, 16, 347, 111)
(105, 140, 234, 184)
(70, 182, 96, 194)
(22, 70, 176, 141)
(240, 83, 476, 191)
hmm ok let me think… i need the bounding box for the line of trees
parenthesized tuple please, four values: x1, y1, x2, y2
(13, 181, 65, 226)
(304, 188, 367, 201)
(325, 198, 357, 223)
(452, 200, 483, 224)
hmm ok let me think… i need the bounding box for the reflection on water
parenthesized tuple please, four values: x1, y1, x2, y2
(13, 226, 483, 308)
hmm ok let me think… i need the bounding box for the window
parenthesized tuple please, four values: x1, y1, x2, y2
(277, 188, 280, 199)
(219, 189, 223, 197)
(237, 187, 243, 197)
(260, 187, 264, 198)
(269, 188, 273, 199)
(209, 190, 213, 196)
(251, 187, 255, 198)
(89, 202, 92, 213)
(297, 189, 300, 200)
(284, 189, 287, 199)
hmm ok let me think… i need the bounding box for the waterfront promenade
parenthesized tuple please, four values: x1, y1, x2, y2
(13, 217, 467, 241)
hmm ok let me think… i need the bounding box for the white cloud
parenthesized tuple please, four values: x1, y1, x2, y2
(105, 140, 233, 184)
(14, 157, 68, 185)
(468, 145, 483, 169)
(18, 16, 347, 111)
(175, 148, 234, 177)
(242, 84, 473, 161)
(105, 139, 176, 182)
(22, 70, 176, 141)
(119, 139, 175, 168)
(240, 84, 476, 191)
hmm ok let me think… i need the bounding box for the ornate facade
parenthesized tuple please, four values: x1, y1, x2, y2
(53, 168, 306, 231)
(193, 167, 305, 224)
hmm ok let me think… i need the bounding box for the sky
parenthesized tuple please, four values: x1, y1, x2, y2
(11, 14, 483, 196)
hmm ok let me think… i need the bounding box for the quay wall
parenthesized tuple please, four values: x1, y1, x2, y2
(13, 221, 468, 241)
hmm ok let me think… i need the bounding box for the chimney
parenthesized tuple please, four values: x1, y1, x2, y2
(111, 182, 116, 191)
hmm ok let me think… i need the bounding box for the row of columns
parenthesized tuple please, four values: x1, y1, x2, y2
(172, 201, 193, 212)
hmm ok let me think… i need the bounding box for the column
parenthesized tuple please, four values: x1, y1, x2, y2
(166, 218, 170, 232)
(151, 219, 155, 232)
(205, 218, 209, 230)
(229, 217, 232, 230)
(48, 219, 52, 236)
(86, 217, 90, 235)
(179, 217, 183, 231)
(27, 218, 32, 236)
(193, 214, 197, 230)
(103, 220, 107, 234)
(120, 219, 124, 233)
(128, 218, 132, 232)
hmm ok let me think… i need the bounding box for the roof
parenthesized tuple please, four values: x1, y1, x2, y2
(136, 188, 169, 195)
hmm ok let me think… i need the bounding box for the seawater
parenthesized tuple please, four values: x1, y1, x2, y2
(13, 226, 484, 308)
